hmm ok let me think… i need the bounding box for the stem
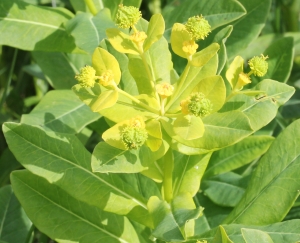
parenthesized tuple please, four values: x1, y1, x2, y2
(25, 224, 35, 243)
(116, 87, 159, 114)
(163, 148, 174, 203)
(165, 62, 191, 112)
(0, 49, 17, 110)
(84, 0, 98, 15)
(281, 0, 300, 32)
(160, 97, 166, 115)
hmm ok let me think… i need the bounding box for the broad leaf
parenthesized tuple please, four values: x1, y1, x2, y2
(223, 119, 300, 225)
(3, 123, 152, 227)
(144, 14, 165, 52)
(204, 135, 274, 178)
(212, 226, 233, 243)
(0, 185, 32, 243)
(21, 90, 101, 134)
(242, 229, 274, 243)
(226, 0, 272, 59)
(66, 10, 115, 54)
(191, 43, 220, 67)
(11, 170, 140, 243)
(0, 0, 77, 52)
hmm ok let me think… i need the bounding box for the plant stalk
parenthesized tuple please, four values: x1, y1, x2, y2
(163, 148, 173, 203)
(84, 0, 98, 15)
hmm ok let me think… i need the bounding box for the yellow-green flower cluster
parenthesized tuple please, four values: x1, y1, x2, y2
(116, 4, 142, 29)
(156, 83, 174, 98)
(121, 117, 148, 149)
(185, 15, 211, 40)
(75, 66, 96, 88)
(181, 92, 213, 117)
(98, 70, 115, 87)
(248, 54, 269, 77)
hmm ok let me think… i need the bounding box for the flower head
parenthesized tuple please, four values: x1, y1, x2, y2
(181, 92, 213, 117)
(130, 31, 147, 44)
(182, 40, 198, 56)
(248, 54, 269, 77)
(116, 5, 142, 29)
(98, 70, 115, 87)
(185, 15, 211, 40)
(156, 83, 174, 98)
(121, 117, 148, 149)
(234, 72, 251, 90)
(75, 66, 96, 88)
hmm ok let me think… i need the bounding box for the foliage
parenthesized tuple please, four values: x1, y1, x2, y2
(1, 0, 300, 242)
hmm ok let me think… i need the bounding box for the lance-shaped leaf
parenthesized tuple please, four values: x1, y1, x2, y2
(0, 185, 32, 243)
(148, 194, 203, 242)
(93, 47, 121, 85)
(66, 10, 115, 54)
(106, 28, 140, 55)
(21, 90, 101, 134)
(0, 0, 77, 52)
(204, 135, 274, 178)
(195, 220, 300, 243)
(173, 152, 211, 197)
(223, 119, 300, 225)
(144, 14, 165, 52)
(171, 23, 191, 58)
(191, 43, 220, 67)
(242, 229, 274, 243)
(11, 170, 140, 243)
(3, 123, 152, 227)
(163, 0, 246, 31)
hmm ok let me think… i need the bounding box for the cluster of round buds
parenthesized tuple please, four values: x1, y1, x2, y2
(185, 15, 211, 41)
(155, 83, 174, 98)
(248, 54, 269, 77)
(116, 4, 142, 29)
(98, 70, 115, 87)
(121, 117, 148, 149)
(75, 66, 97, 88)
(180, 92, 213, 117)
(182, 40, 199, 56)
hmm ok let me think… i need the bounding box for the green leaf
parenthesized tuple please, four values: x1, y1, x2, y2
(92, 142, 156, 173)
(32, 51, 88, 89)
(203, 179, 245, 207)
(3, 122, 152, 227)
(170, 23, 191, 58)
(191, 43, 220, 67)
(100, 0, 142, 19)
(0, 0, 77, 52)
(11, 170, 140, 243)
(144, 14, 165, 52)
(252, 37, 294, 84)
(197, 220, 300, 243)
(226, 0, 271, 59)
(170, 111, 253, 154)
(223, 119, 300, 225)
(173, 115, 205, 140)
(242, 229, 274, 243)
(212, 226, 233, 243)
(0, 185, 32, 243)
(226, 56, 244, 89)
(0, 149, 21, 186)
(204, 136, 274, 178)
(173, 152, 211, 197)
(66, 10, 115, 54)
(148, 194, 203, 242)
(163, 0, 246, 31)
(21, 90, 101, 134)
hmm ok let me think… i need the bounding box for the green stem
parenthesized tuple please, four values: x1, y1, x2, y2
(281, 0, 300, 32)
(164, 62, 191, 112)
(25, 224, 35, 243)
(117, 87, 159, 114)
(0, 49, 17, 110)
(84, 0, 98, 15)
(163, 148, 174, 203)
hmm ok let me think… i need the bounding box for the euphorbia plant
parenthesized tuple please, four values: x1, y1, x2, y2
(2, 1, 300, 243)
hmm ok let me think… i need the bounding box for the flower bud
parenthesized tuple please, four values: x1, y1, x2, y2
(98, 70, 115, 87)
(182, 40, 198, 56)
(248, 54, 268, 77)
(116, 4, 142, 29)
(185, 15, 211, 40)
(75, 66, 96, 88)
(181, 92, 213, 117)
(156, 83, 174, 98)
(121, 117, 148, 149)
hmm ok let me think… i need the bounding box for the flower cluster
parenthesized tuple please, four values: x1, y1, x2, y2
(181, 93, 213, 117)
(185, 15, 211, 41)
(75, 66, 96, 88)
(115, 5, 141, 29)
